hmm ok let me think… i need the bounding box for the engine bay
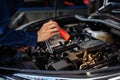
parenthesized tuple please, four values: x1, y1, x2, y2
(22, 16, 120, 71)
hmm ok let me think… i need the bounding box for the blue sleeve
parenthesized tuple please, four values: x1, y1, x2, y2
(0, 29, 37, 47)
(0, 0, 37, 47)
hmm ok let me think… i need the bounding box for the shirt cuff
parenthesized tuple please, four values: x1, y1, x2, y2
(26, 31, 37, 46)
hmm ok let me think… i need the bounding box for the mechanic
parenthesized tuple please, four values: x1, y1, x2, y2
(0, 0, 59, 66)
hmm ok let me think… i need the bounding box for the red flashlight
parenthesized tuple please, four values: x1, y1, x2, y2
(58, 28, 70, 41)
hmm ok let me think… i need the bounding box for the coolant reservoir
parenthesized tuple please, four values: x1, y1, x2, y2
(84, 28, 113, 43)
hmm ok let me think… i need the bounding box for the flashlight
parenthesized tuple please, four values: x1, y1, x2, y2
(59, 28, 70, 41)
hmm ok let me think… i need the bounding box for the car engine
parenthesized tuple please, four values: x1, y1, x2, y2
(21, 16, 120, 71)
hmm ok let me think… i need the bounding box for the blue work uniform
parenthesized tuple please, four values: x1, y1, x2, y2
(0, 0, 38, 67)
(0, 0, 37, 48)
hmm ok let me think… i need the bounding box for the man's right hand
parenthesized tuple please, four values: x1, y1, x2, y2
(37, 20, 60, 42)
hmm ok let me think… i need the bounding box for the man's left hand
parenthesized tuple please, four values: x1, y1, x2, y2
(17, 46, 29, 52)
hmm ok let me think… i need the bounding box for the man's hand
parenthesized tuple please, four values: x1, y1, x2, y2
(15, 20, 59, 52)
(37, 20, 59, 42)
(17, 46, 29, 52)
